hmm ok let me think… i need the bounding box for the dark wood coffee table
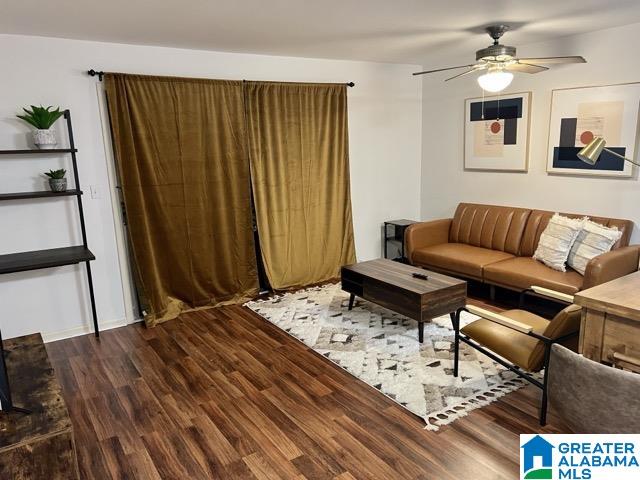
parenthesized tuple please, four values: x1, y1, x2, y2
(341, 258, 467, 343)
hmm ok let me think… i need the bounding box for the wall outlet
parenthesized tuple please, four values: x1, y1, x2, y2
(89, 185, 100, 199)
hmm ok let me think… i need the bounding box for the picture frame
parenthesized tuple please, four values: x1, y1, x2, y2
(546, 82, 640, 177)
(464, 91, 531, 172)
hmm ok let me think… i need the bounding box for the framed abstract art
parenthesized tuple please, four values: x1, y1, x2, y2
(547, 83, 640, 177)
(464, 92, 531, 172)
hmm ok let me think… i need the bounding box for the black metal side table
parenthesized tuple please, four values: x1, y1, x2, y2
(383, 219, 417, 263)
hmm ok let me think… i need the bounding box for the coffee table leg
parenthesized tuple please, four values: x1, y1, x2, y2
(418, 321, 424, 343)
(450, 310, 460, 377)
(348, 293, 356, 310)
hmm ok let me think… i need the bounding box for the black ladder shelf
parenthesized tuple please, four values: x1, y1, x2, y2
(0, 110, 99, 337)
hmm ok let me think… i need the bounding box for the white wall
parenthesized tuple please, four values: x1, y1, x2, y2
(0, 34, 422, 341)
(421, 22, 640, 244)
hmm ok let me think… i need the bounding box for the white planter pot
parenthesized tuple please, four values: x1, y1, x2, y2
(33, 129, 57, 149)
(49, 178, 67, 192)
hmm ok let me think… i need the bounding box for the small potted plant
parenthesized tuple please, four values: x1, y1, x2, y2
(44, 169, 67, 192)
(16, 105, 64, 149)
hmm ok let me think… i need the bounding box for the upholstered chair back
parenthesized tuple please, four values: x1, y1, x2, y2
(549, 344, 640, 433)
(527, 304, 582, 371)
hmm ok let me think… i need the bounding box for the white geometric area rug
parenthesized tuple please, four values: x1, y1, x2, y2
(245, 283, 528, 430)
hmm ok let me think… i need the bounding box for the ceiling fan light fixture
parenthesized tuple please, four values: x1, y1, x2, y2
(412, 25, 586, 85)
(477, 69, 513, 93)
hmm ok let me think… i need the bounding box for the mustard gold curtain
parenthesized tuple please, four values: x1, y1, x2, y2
(105, 74, 258, 326)
(245, 81, 356, 289)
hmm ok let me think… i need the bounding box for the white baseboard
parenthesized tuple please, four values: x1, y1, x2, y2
(42, 317, 133, 343)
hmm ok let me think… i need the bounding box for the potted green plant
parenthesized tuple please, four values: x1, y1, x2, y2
(16, 105, 64, 149)
(44, 169, 67, 192)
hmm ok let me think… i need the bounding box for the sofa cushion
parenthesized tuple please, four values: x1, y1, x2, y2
(449, 203, 531, 255)
(462, 309, 550, 371)
(484, 256, 583, 295)
(412, 243, 513, 279)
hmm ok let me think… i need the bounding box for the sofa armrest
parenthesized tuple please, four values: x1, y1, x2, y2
(404, 219, 452, 264)
(582, 245, 640, 290)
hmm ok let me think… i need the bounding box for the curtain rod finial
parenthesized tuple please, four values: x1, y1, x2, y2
(88, 69, 104, 81)
(347, 82, 355, 87)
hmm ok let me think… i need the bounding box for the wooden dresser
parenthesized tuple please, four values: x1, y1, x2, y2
(0, 333, 79, 479)
(575, 271, 640, 373)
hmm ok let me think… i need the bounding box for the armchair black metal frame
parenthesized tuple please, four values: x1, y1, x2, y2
(450, 304, 579, 426)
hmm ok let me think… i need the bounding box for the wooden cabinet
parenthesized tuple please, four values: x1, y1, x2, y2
(575, 271, 640, 373)
(0, 334, 79, 479)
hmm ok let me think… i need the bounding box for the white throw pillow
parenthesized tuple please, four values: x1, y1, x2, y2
(567, 220, 623, 275)
(533, 214, 585, 272)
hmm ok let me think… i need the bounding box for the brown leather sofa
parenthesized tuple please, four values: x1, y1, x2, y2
(405, 203, 639, 295)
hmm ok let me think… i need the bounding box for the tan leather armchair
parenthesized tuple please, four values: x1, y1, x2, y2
(452, 287, 581, 425)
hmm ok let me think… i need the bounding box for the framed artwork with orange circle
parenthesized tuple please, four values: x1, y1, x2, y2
(547, 83, 640, 177)
(464, 92, 531, 172)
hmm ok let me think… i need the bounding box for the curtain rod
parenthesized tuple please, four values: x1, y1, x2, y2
(87, 70, 354, 87)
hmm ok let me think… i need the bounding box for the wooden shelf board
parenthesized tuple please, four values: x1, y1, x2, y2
(0, 190, 82, 201)
(0, 246, 95, 275)
(0, 148, 77, 155)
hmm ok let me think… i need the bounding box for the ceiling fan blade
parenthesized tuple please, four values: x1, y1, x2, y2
(516, 56, 586, 65)
(445, 65, 487, 81)
(412, 64, 475, 76)
(444, 69, 477, 81)
(506, 62, 549, 74)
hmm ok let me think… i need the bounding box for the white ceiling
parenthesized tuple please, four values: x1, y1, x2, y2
(3, 0, 640, 66)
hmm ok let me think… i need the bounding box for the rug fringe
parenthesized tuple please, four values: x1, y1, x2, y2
(423, 378, 529, 431)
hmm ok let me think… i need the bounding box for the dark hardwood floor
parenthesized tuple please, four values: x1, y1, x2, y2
(46, 297, 567, 480)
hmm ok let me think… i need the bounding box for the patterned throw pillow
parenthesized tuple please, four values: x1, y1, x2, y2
(533, 214, 585, 272)
(567, 220, 623, 275)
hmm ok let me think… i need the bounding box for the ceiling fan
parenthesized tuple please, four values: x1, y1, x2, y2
(413, 25, 586, 92)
